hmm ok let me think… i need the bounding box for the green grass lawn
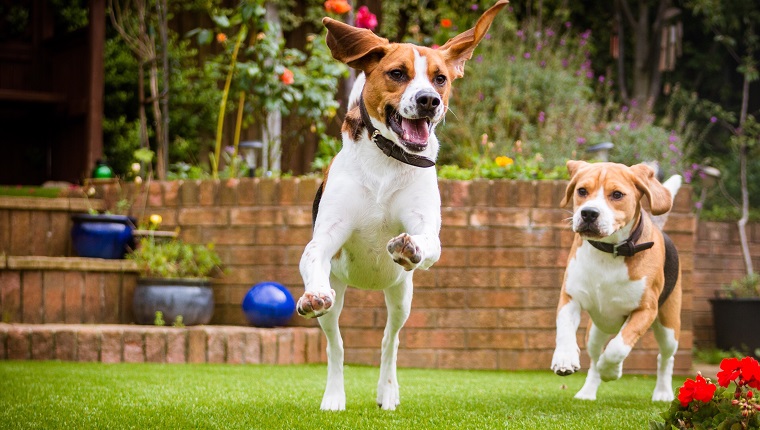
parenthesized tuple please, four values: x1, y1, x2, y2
(0, 361, 681, 429)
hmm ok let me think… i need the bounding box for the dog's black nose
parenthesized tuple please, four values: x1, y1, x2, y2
(415, 90, 441, 113)
(580, 208, 599, 223)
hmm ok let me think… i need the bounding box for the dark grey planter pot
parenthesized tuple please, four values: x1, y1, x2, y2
(133, 278, 214, 326)
(710, 297, 760, 358)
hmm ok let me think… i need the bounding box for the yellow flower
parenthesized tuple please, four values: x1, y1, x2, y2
(149, 214, 163, 226)
(495, 156, 514, 167)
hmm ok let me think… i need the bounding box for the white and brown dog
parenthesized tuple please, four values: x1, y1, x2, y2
(551, 160, 683, 402)
(297, 1, 508, 411)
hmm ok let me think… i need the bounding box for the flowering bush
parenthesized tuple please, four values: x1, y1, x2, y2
(652, 356, 760, 429)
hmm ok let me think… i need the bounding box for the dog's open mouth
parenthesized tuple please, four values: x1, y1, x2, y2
(386, 106, 432, 152)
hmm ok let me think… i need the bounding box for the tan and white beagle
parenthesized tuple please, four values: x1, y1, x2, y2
(551, 160, 683, 402)
(297, 2, 508, 410)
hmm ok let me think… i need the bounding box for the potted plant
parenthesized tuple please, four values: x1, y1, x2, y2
(127, 235, 223, 326)
(70, 161, 146, 259)
(710, 273, 760, 358)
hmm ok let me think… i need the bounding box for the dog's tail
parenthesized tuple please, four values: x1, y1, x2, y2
(651, 174, 683, 230)
(346, 72, 366, 112)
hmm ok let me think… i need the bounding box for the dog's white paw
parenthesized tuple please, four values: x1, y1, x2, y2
(574, 389, 597, 401)
(320, 390, 346, 411)
(296, 289, 336, 319)
(387, 233, 422, 271)
(551, 348, 581, 376)
(596, 355, 623, 381)
(652, 387, 675, 402)
(377, 380, 400, 411)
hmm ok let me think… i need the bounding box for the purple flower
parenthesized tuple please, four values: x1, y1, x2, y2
(516, 29, 525, 39)
(598, 75, 605, 83)
(669, 134, 678, 143)
(561, 59, 569, 68)
(710, 116, 717, 123)
(478, 92, 484, 101)
(586, 71, 594, 79)
(684, 170, 693, 183)
(565, 21, 572, 28)
(538, 111, 545, 122)
(540, 60, 546, 68)
(523, 52, 531, 59)
(576, 137, 586, 145)
(471, 4, 479, 10)
(630, 121, 638, 129)
(546, 29, 555, 37)
(581, 29, 591, 40)
(694, 201, 703, 209)
(476, 55, 483, 63)
(509, 55, 516, 62)
(485, 33, 491, 40)
(622, 105, 629, 113)
(536, 43, 543, 51)
(560, 38, 566, 46)
(580, 39, 587, 46)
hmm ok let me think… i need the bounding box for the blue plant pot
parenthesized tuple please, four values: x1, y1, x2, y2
(132, 278, 214, 326)
(70, 214, 136, 259)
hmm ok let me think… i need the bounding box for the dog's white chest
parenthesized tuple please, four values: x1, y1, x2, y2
(565, 242, 647, 333)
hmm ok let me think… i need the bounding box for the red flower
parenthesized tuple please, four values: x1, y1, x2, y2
(355, 6, 378, 31)
(280, 68, 294, 85)
(216, 33, 227, 43)
(718, 356, 760, 389)
(324, 0, 351, 14)
(440, 18, 453, 28)
(678, 373, 717, 407)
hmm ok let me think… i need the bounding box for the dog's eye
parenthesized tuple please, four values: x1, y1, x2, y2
(577, 188, 588, 197)
(388, 69, 405, 81)
(434, 74, 447, 86)
(611, 190, 624, 200)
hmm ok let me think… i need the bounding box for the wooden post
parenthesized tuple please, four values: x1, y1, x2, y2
(86, 0, 106, 176)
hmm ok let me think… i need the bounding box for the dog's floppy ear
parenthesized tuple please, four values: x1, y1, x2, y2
(323, 17, 389, 73)
(631, 163, 672, 215)
(440, 0, 509, 79)
(561, 160, 588, 207)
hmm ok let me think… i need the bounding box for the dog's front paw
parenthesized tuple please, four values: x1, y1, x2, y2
(377, 379, 400, 411)
(387, 233, 422, 271)
(596, 355, 623, 381)
(551, 347, 581, 376)
(296, 289, 336, 318)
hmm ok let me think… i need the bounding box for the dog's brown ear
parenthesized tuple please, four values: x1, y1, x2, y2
(561, 160, 588, 207)
(631, 163, 672, 215)
(323, 17, 389, 72)
(440, 0, 509, 79)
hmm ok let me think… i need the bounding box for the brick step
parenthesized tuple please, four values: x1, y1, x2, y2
(0, 323, 325, 365)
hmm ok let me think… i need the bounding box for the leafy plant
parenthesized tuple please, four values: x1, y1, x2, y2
(154, 311, 165, 326)
(128, 237, 223, 279)
(719, 273, 760, 299)
(652, 356, 760, 429)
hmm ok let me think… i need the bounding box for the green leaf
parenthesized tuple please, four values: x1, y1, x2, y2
(211, 14, 230, 28)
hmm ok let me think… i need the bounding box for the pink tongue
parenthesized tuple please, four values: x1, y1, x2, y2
(401, 118, 429, 145)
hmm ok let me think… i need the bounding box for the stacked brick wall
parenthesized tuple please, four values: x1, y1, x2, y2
(692, 221, 760, 349)
(0, 323, 324, 364)
(114, 178, 696, 373)
(0, 196, 101, 257)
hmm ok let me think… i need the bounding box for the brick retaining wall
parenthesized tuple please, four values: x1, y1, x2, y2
(0, 323, 324, 365)
(6, 178, 754, 372)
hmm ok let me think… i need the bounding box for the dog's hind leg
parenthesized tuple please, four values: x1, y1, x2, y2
(651, 320, 678, 402)
(575, 322, 607, 401)
(377, 278, 413, 410)
(319, 275, 348, 411)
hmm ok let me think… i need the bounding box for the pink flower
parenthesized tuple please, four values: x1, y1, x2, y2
(355, 6, 378, 31)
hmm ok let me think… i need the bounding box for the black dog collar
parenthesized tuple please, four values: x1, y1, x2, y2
(358, 95, 435, 168)
(586, 215, 654, 257)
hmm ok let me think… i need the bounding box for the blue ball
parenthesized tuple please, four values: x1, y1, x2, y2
(241, 282, 296, 327)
